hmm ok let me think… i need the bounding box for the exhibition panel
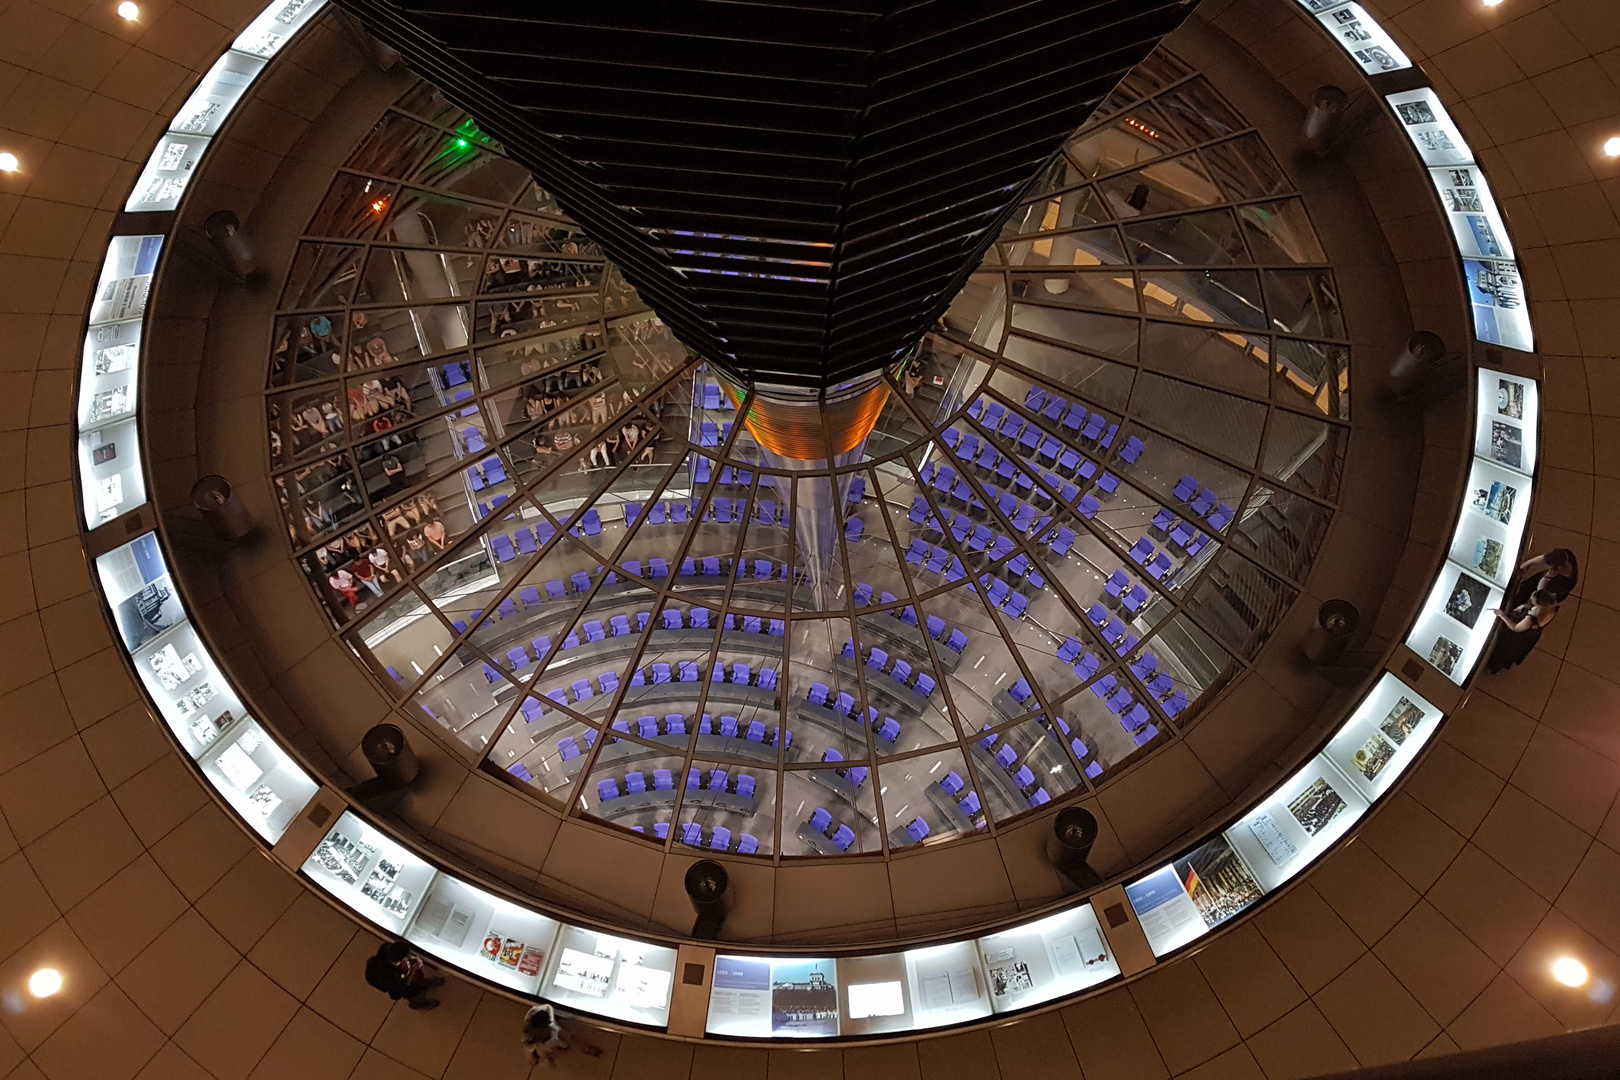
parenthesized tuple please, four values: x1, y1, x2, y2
(76, 235, 162, 528)
(73, 0, 1548, 1046)
(93, 532, 319, 842)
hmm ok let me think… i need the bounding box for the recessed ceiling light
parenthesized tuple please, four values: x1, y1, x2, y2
(1483, 0, 1503, 6)
(28, 968, 62, 998)
(0, 153, 19, 173)
(117, 1, 139, 19)
(1605, 137, 1620, 158)
(1553, 957, 1589, 987)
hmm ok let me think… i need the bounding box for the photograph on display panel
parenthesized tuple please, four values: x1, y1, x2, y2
(1173, 835, 1265, 928)
(1442, 570, 1492, 629)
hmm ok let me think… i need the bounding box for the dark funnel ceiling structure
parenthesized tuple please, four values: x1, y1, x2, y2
(332, 0, 1197, 390)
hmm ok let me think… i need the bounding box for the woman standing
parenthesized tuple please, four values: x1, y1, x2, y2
(1486, 588, 1560, 674)
(1507, 548, 1578, 608)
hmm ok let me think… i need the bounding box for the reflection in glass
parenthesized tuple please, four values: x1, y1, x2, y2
(267, 64, 1345, 856)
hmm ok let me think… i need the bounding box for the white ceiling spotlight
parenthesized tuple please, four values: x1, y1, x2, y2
(1552, 957, 1589, 988)
(117, 1, 139, 20)
(0, 153, 20, 173)
(1604, 137, 1620, 158)
(28, 968, 62, 998)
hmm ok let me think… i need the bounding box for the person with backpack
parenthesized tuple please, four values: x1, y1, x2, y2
(364, 940, 444, 1010)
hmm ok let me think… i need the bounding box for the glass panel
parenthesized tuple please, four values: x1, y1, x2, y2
(783, 768, 880, 855)
(347, 111, 443, 179)
(969, 717, 1081, 822)
(307, 174, 397, 239)
(1237, 199, 1325, 264)
(274, 455, 366, 545)
(1124, 208, 1246, 266)
(1199, 133, 1289, 201)
(875, 746, 983, 849)
(1141, 322, 1269, 397)
(280, 242, 364, 308)
(1097, 154, 1224, 219)
(1129, 372, 1266, 465)
(1273, 339, 1349, 420)
(1263, 270, 1345, 338)
(1009, 305, 1138, 361)
(1000, 335, 1136, 411)
(298, 520, 394, 625)
(1141, 269, 1266, 330)
(1183, 551, 1296, 660)
(1010, 270, 1139, 314)
(350, 587, 456, 696)
(409, 646, 523, 754)
(674, 760, 777, 856)
(1154, 78, 1246, 144)
(1263, 410, 1345, 501)
(1228, 485, 1333, 583)
(1000, 226, 1127, 268)
(1006, 185, 1111, 235)
(941, 271, 1007, 349)
(270, 311, 346, 386)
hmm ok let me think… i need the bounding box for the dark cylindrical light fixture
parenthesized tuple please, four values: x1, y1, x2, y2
(190, 475, 253, 542)
(685, 860, 730, 940)
(1302, 86, 1349, 156)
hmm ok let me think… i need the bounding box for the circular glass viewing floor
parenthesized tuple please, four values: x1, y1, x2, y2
(265, 51, 1350, 862)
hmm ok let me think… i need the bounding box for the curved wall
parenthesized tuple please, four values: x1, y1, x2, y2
(0, 1, 1613, 1078)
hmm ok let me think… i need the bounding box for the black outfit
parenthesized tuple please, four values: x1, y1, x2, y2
(1486, 603, 1555, 674)
(1506, 564, 1577, 608)
(365, 941, 437, 1004)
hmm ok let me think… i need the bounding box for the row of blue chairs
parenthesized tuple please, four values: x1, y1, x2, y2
(947, 417, 1130, 502)
(804, 808, 858, 852)
(698, 382, 733, 411)
(804, 683, 902, 744)
(634, 485, 793, 529)
(488, 519, 558, 564)
(1126, 536, 1176, 581)
(465, 455, 508, 492)
(818, 746, 869, 788)
(1086, 674, 1164, 747)
(1127, 651, 1190, 718)
(1023, 385, 1145, 460)
(1084, 602, 1145, 659)
(936, 427, 1119, 508)
(851, 591, 973, 657)
(976, 728, 1053, 809)
(505, 654, 783, 712)
(839, 639, 939, 698)
(675, 554, 790, 581)
(1032, 714, 1106, 781)
(598, 767, 758, 804)
(1171, 474, 1235, 533)
(569, 711, 793, 752)
(1148, 508, 1214, 558)
(493, 600, 795, 676)
(636, 821, 761, 854)
(696, 420, 734, 446)
(689, 457, 754, 488)
(936, 767, 983, 820)
(1104, 568, 1152, 615)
